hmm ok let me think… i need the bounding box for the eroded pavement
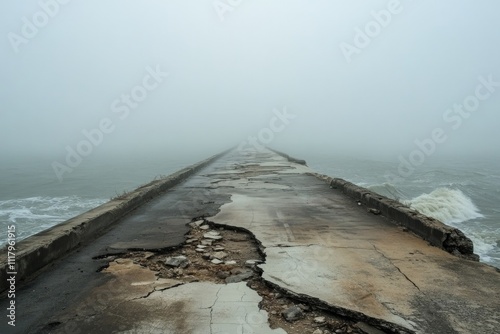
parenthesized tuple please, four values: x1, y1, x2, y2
(210, 149, 500, 333)
(2, 148, 500, 334)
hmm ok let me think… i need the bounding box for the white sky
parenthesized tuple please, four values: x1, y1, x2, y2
(1, 0, 499, 161)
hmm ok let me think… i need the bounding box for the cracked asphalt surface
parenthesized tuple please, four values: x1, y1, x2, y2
(1, 148, 499, 334)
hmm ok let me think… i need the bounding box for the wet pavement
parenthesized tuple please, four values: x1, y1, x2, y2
(1, 148, 499, 334)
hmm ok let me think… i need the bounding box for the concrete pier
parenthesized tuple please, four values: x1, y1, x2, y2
(1, 148, 499, 334)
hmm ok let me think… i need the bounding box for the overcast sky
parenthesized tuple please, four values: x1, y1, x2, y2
(1, 0, 499, 163)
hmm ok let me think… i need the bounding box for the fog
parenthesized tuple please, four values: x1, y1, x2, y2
(2, 0, 500, 170)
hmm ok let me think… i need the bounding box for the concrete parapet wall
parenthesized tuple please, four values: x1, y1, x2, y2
(0, 150, 229, 293)
(312, 173, 477, 260)
(267, 147, 307, 165)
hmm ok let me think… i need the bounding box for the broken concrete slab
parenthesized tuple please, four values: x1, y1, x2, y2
(165, 255, 190, 268)
(225, 269, 253, 283)
(33, 257, 285, 334)
(0, 150, 232, 294)
(212, 251, 228, 259)
(210, 149, 500, 333)
(204, 231, 223, 240)
(282, 305, 304, 322)
(245, 259, 263, 266)
(3, 148, 499, 334)
(193, 220, 204, 226)
(314, 316, 326, 324)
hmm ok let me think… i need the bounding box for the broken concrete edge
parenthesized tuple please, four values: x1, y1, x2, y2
(0, 148, 233, 294)
(200, 218, 268, 262)
(204, 219, 412, 334)
(266, 147, 307, 166)
(264, 280, 414, 334)
(310, 172, 478, 261)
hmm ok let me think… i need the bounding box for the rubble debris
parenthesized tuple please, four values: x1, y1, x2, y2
(282, 305, 304, 322)
(225, 269, 253, 283)
(368, 208, 381, 215)
(104, 222, 403, 334)
(165, 256, 189, 268)
(212, 251, 228, 260)
(246, 259, 263, 267)
(204, 231, 223, 240)
(193, 220, 204, 226)
(314, 316, 326, 324)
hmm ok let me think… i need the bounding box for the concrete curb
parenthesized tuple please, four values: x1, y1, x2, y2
(311, 173, 478, 261)
(0, 149, 230, 293)
(267, 147, 307, 165)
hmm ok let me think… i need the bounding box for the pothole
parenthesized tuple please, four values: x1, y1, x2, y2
(103, 218, 408, 334)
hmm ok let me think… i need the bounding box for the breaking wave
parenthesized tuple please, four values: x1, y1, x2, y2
(403, 188, 483, 224)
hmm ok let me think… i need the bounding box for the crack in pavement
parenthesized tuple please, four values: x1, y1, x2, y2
(98, 218, 411, 334)
(209, 286, 223, 334)
(267, 244, 317, 248)
(283, 223, 296, 242)
(373, 245, 421, 291)
(130, 289, 156, 301)
(130, 278, 185, 301)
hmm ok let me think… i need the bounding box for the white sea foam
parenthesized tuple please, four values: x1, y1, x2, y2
(403, 188, 483, 224)
(0, 196, 106, 245)
(401, 188, 500, 264)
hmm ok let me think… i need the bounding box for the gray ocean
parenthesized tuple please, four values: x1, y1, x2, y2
(1, 151, 499, 269)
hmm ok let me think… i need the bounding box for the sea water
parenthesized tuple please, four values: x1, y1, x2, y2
(0, 152, 203, 244)
(304, 152, 500, 269)
(1, 151, 499, 269)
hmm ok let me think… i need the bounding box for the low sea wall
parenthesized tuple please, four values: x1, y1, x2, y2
(0, 149, 230, 293)
(267, 147, 307, 165)
(313, 174, 477, 260)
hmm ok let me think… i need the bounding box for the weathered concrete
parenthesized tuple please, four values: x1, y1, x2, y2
(209, 149, 500, 333)
(312, 175, 476, 259)
(0, 149, 229, 293)
(43, 259, 284, 334)
(1, 148, 499, 334)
